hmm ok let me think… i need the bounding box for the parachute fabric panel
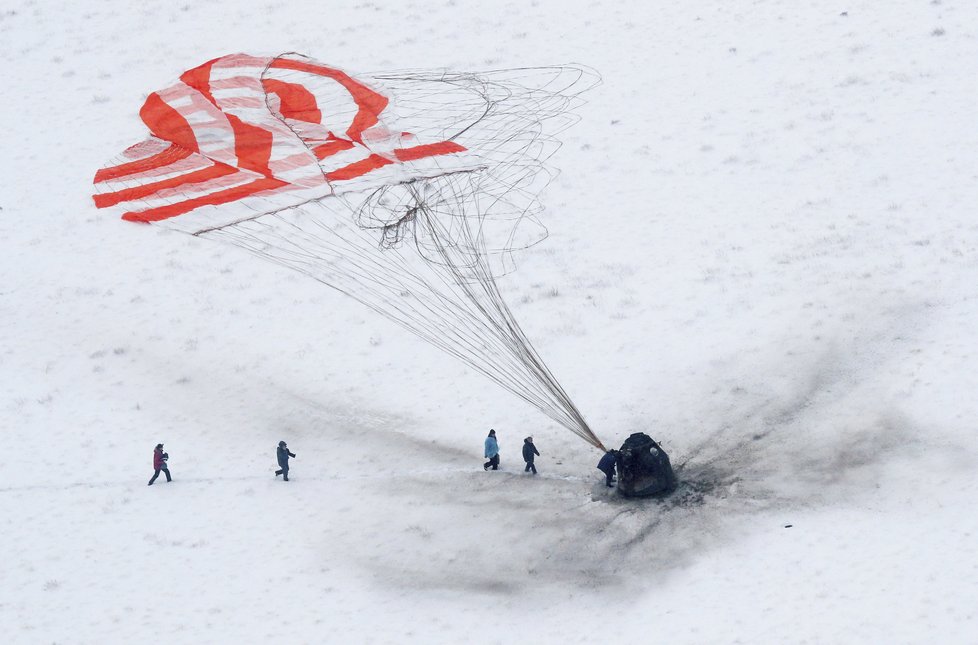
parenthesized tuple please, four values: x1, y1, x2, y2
(93, 53, 605, 450)
(93, 52, 476, 233)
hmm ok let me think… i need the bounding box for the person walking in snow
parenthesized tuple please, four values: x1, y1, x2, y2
(522, 436, 540, 474)
(275, 441, 296, 481)
(597, 449, 619, 487)
(484, 429, 500, 471)
(148, 443, 171, 485)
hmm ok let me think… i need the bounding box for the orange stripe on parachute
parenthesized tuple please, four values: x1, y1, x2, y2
(94, 144, 193, 183)
(93, 163, 239, 208)
(311, 138, 355, 160)
(325, 154, 394, 181)
(121, 177, 288, 223)
(394, 141, 466, 161)
(268, 58, 388, 144)
(181, 60, 275, 178)
(262, 78, 322, 124)
(139, 92, 199, 153)
(325, 141, 468, 182)
(179, 59, 218, 106)
(223, 113, 275, 177)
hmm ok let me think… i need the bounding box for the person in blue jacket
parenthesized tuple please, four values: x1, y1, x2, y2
(483, 429, 500, 471)
(275, 440, 296, 481)
(597, 449, 619, 487)
(522, 436, 540, 474)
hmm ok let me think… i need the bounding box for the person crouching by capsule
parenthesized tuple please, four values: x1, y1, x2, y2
(522, 436, 540, 474)
(597, 449, 619, 487)
(275, 441, 296, 481)
(484, 429, 500, 471)
(148, 443, 171, 485)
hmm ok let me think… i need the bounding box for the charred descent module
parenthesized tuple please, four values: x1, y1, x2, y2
(616, 432, 677, 497)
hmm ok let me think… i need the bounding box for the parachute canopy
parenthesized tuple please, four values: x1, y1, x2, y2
(94, 52, 605, 450)
(94, 52, 478, 234)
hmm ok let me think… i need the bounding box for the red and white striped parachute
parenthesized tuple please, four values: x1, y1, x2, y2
(93, 52, 605, 450)
(94, 52, 476, 234)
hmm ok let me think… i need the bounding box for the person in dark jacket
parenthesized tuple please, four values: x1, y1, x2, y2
(148, 443, 171, 485)
(597, 449, 619, 487)
(484, 429, 500, 471)
(522, 436, 540, 474)
(275, 441, 296, 481)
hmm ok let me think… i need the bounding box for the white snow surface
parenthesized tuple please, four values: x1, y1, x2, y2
(2, 1, 978, 643)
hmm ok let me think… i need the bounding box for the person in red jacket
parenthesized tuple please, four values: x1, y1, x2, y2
(148, 443, 172, 485)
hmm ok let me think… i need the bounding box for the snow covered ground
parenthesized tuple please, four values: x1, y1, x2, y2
(2, 0, 978, 642)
